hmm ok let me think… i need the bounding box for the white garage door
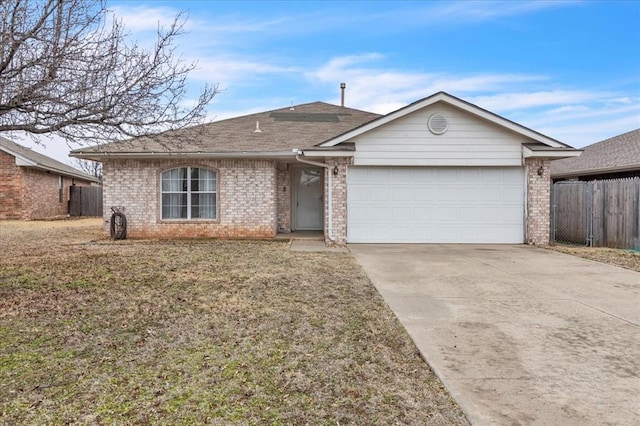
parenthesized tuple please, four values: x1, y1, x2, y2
(347, 167, 524, 243)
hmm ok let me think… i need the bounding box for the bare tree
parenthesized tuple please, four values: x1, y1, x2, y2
(0, 0, 217, 145)
(75, 158, 102, 180)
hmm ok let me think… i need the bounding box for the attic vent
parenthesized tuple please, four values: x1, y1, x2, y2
(428, 113, 448, 135)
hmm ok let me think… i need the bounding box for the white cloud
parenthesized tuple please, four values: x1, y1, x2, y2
(189, 56, 301, 88)
(308, 53, 549, 113)
(468, 90, 613, 112)
(424, 0, 577, 23)
(110, 5, 184, 32)
(546, 105, 592, 114)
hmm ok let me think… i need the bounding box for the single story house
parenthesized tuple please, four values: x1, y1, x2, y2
(1, 137, 101, 220)
(551, 128, 640, 181)
(70, 92, 580, 245)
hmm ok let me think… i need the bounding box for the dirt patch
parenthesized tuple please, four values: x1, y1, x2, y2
(0, 219, 466, 425)
(549, 245, 640, 273)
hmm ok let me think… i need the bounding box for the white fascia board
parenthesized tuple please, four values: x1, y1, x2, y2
(14, 156, 38, 166)
(0, 146, 38, 166)
(522, 146, 583, 159)
(70, 151, 297, 160)
(321, 92, 567, 149)
(300, 150, 354, 158)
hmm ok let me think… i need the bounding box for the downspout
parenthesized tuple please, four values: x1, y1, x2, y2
(294, 150, 336, 242)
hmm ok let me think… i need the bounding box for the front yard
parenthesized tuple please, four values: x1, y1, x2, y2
(0, 219, 466, 425)
(550, 245, 640, 272)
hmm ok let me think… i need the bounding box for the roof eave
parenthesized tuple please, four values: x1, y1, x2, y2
(301, 149, 355, 158)
(30, 164, 101, 183)
(552, 165, 640, 179)
(70, 150, 300, 161)
(2, 144, 99, 182)
(523, 146, 583, 159)
(1, 145, 38, 166)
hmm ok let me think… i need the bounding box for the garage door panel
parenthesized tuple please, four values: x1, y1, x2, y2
(414, 187, 436, 200)
(392, 207, 413, 221)
(436, 168, 459, 180)
(458, 207, 480, 221)
(347, 166, 524, 243)
(391, 168, 414, 182)
(392, 187, 413, 201)
(369, 207, 391, 221)
(481, 187, 504, 201)
(457, 187, 481, 201)
(414, 207, 435, 221)
(368, 169, 390, 183)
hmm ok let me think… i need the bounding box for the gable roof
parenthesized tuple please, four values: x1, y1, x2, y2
(0, 136, 100, 182)
(551, 128, 640, 178)
(319, 91, 571, 149)
(71, 102, 381, 159)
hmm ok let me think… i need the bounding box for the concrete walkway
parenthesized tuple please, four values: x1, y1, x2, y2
(349, 244, 640, 426)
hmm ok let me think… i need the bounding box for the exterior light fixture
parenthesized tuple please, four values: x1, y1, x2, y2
(333, 166, 339, 176)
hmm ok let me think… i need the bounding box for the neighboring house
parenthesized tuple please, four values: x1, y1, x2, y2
(0, 137, 100, 220)
(70, 92, 580, 245)
(551, 128, 640, 181)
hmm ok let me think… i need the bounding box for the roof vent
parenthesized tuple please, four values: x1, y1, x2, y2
(428, 113, 448, 135)
(253, 121, 262, 133)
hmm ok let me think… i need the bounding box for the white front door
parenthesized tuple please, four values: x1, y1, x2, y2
(294, 168, 323, 230)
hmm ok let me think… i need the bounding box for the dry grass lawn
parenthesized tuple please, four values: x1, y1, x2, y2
(550, 245, 640, 273)
(0, 219, 466, 425)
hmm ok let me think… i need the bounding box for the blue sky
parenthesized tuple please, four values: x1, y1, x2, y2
(18, 0, 640, 165)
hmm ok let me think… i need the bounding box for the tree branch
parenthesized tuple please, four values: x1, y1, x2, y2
(0, 0, 217, 147)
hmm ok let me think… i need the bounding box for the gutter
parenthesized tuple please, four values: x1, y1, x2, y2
(69, 150, 298, 160)
(293, 149, 335, 243)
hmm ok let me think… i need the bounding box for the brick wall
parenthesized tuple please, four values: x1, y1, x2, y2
(1, 151, 93, 220)
(0, 150, 23, 220)
(102, 158, 278, 239)
(21, 168, 70, 219)
(275, 162, 291, 233)
(324, 157, 350, 246)
(526, 158, 551, 246)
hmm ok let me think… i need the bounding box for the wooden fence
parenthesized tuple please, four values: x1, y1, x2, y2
(69, 185, 103, 217)
(552, 178, 640, 249)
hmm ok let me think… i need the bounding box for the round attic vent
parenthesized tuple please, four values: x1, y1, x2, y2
(428, 113, 448, 135)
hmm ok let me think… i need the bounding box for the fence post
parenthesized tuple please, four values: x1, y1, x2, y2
(551, 182, 557, 245)
(585, 180, 596, 247)
(635, 180, 640, 250)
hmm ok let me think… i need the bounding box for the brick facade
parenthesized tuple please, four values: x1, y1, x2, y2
(100, 156, 554, 246)
(525, 157, 551, 246)
(102, 159, 278, 239)
(0, 150, 22, 219)
(323, 157, 350, 245)
(0, 150, 91, 220)
(275, 163, 291, 233)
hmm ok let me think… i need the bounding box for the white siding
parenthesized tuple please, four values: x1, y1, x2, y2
(352, 103, 528, 167)
(347, 166, 525, 243)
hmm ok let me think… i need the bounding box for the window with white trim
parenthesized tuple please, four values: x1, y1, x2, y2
(161, 167, 216, 219)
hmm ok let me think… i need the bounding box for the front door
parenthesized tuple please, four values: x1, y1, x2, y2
(294, 168, 323, 230)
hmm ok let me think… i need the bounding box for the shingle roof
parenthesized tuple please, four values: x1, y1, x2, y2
(71, 102, 381, 156)
(551, 128, 640, 178)
(0, 136, 100, 182)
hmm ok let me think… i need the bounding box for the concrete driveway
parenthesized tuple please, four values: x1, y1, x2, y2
(349, 244, 640, 426)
